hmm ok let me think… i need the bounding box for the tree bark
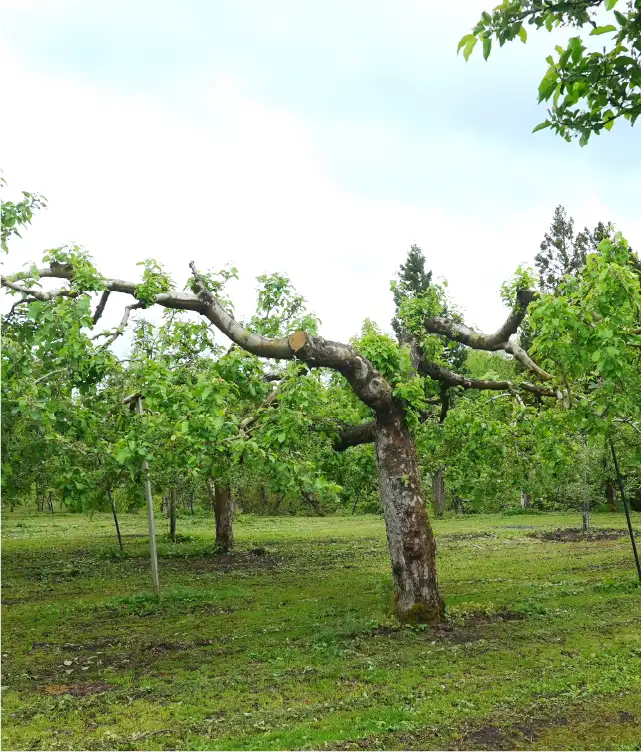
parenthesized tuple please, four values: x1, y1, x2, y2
(582, 500, 590, 533)
(169, 487, 177, 542)
(520, 490, 532, 509)
(605, 478, 617, 512)
(374, 407, 444, 625)
(211, 479, 234, 552)
(432, 469, 445, 518)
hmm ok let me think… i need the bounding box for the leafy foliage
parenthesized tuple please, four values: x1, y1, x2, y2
(461, 0, 641, 144)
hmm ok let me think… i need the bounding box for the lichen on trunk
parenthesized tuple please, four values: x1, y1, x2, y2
(374, 407, 444, 625)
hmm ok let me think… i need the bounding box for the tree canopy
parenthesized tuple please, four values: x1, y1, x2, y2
(461, 0, 641, 144)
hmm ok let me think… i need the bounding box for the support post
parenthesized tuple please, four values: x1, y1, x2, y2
(609, 437, 641, 583)
(107, 488, 124, 551)
(124, 392, 160, 595)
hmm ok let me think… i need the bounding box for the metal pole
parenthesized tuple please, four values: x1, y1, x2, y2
(132, 394, 160, 595)
(609, 436, 641, 583)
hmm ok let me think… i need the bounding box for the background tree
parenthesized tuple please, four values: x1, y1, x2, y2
(535, 205, 613, 293)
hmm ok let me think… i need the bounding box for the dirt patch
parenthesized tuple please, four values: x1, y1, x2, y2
(464, 610, 525, 624)
(459, 716, 569, 750)
(30, 637, 119, 653)
(42, 680, 111, 697)
(164, 551, 282, 573)
(502, 525, 537, 529)
(529, 527, 628, 542)
(146, 637, 216, 653)
(443, 533, 497, 541)
(434, 611, 524, 645)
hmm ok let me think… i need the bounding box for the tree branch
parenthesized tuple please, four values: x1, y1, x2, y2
(334, 421, 376, 452)
(422, 289, 555, 381)
(423, 289, 537, 350)
(93, 301, 145, 346)
(416, 355, 559, 398)
(92, 290, 111, 325)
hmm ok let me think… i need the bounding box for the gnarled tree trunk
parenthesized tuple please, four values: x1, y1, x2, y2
(520, 490, 532, 509)
(374, 407, 444, 625)
(209, 479, 234, 552)
(432, 469, 445, 518)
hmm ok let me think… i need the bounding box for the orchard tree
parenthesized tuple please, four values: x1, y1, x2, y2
(5, 247, 565, 624)
(391, 245, 466, 515)
(4, 180, 640, 621)
(460, 0, 641, 144)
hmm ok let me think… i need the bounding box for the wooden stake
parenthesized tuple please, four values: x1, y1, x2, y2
(125, 393, 160, 596)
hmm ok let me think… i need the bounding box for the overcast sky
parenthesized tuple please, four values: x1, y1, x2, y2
(1, 0, 640, 346)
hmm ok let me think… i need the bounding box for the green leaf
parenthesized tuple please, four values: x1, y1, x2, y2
(181, 420, 190, 433)
(589, 25, 617, 36)
(604, 0, 617, 9)
(518, 26, 527, 43)
(537, 68, 558, 102)
(457, 34, 474, 54)
(463, 36, 477, 62)
(603, 110, 615, 130)
(482, 36, 492, 61)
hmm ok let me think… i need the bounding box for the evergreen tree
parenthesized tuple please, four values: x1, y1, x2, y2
(535, 206, 612, 293)
(391, 244, 432, 338)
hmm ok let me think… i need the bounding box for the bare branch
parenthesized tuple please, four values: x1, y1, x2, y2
(416, 356, 559, 398)
(94, 302, 145, 346)
(6, 261, 395, 412)
(92, 290, 111, 325)
(4, 295, 37, 320)
(262, 371, 284, 382)
(240, 379, 288, 432)
(423, 289, 537, 350)
(1, 275, 78, 301)
(34, 367, 68, 385)
(421, 289, 555, 382)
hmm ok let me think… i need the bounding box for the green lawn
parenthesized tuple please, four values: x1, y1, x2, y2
(2, 510, 640, 751)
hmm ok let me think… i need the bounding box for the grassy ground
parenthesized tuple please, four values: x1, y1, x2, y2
(2, 509, 641, 751)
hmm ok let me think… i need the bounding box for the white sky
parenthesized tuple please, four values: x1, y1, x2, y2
(1, 1, 640, 347)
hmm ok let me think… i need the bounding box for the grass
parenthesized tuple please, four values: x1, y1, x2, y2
(2, 509, 641, 751)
